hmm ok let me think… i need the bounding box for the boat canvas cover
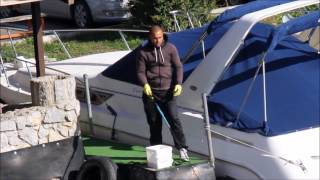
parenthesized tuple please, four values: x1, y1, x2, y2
(212, 0, 290, 25)
(209, 11, 319, 136)
(103, 0, 292, 83)
(102, 4, 319, 137)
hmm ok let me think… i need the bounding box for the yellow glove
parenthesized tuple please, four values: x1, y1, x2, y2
(143, 84, 152, 97)
(173, 84, 182, 96)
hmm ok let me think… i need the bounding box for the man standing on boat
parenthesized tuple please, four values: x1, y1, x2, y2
(136, 25, 189, 161)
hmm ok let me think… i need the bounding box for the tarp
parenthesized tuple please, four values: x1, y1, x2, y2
(267, 11, 320, 53)
(212, 0, 290, 25)
(209, 12, 319, 136)
(102, 0, 291, 83)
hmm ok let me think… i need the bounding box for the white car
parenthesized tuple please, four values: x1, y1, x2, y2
(14, 0, 131, 28)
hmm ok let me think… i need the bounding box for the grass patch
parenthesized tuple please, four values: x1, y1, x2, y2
(82, 136, 206, 165)
(1, 31, 144, 62)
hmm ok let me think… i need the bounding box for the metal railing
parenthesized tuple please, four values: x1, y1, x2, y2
(169, 10, 207, 61)
(0, 27, 148, 87)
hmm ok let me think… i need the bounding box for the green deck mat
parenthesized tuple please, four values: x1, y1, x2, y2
(82, 136, 206, 166)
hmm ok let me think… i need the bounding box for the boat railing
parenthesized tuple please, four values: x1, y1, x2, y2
(169, 10, 203, 32)
(0, 27, 149, 86)
(45, 28, 149, 58)
(169, 10, 207, 61)
(0, 53, 9, 86)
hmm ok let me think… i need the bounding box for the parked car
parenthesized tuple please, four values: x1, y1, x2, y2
(14, 0, 131, 28)
(0, 7, 13, 18)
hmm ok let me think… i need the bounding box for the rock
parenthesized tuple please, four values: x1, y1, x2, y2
(0, 121, 16, 132)
(0, 133, 9, 150)
(16, 141, 31, 149)
(69, 123, 78, 136)
(63, 122, 73, 127)
(1, 111, 15, 119)
(58, 125, 69, 137)
(8, 134, 23, 146)
(74, 100, 80, 116)
(39, 138, 48, 144)
(16, 116, 28, 130)
(44, 107, 65, 123)
(54, 76, 76, 105)
(38, 126, 49, 139)
(43, 124, 52, 129)
(49, 129, 64, 142)
(56, 103, 65, 109)
(65, 100, 80, 115)
(65, 110, 77, 122)
(19, 127, 38, 146)
(30, 76, 56, 106)
(1, 75, 80, 153)
(30, 111, 43, 126)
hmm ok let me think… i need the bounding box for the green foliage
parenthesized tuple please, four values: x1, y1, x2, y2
(263, 5, 320, 25)
(128, 0, 216, 31)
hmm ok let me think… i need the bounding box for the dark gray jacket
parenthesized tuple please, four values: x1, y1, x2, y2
(136, 41, 183, 90)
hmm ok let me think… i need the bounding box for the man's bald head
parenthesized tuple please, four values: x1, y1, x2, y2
(149, 25, 165, 47)
(149, 25, 164, 34)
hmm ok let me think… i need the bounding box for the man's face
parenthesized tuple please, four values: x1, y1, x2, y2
(150, 30, 164, 47)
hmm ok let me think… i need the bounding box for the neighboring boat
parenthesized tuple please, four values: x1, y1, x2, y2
(1, 0, 319, 179)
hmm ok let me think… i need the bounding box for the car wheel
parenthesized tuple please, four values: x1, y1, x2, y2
(73, 0, 92, 28)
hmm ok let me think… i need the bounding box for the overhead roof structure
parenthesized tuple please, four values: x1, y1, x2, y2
(0, 0, 40, 6)
(0, 0, 45, 77)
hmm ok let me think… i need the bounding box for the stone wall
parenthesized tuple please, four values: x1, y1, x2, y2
(0, 75, 80, 153)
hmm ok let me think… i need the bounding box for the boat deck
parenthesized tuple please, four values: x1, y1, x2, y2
(82, 136, 215, 179)
(82, 136, 207, 166)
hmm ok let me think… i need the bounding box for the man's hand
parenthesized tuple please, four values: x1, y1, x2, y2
(143, 84, 153, 97)
(173, 84, 182, 96)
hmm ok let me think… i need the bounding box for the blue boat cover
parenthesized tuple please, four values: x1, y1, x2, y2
(213, 0, 290, 25)
(208, 11, 319, 136)
(267, 11, 320, 53)
(102, 6, 319, 136)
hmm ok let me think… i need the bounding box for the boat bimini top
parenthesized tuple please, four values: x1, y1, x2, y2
(102, 0, 319, 136)
(208, 10, 319, 136)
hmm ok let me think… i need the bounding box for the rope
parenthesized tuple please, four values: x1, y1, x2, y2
(210, 129, 307, 173)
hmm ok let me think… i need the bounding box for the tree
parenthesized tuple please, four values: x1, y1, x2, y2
(128, 0, 216, 31)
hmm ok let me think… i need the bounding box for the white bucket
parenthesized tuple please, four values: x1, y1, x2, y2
(146, 145, 173, 169)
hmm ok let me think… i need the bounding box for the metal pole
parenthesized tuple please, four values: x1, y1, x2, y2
(8, 28, 33, 78)
(262, 60, 268, 124)
(25, 60, 33, 79)
(0, 53, 10, 87)
(118, 31, 131, 50)
(170, 10, 181, 32)
(197, 21, 206, 59)
(6, 29, 18, 57)
(201, 41, 206, 59)
(236, 57, 264, 121)
(202, 93, 215, 167)
(83, 74, 94, 135)
(53, 30, 72, 58)
(14, 56, 32, 78)
(186, 12, 194, 29)
(173, 14, 181, 31)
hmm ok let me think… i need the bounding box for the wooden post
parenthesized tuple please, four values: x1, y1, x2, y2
(31, 2, 45, 77)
